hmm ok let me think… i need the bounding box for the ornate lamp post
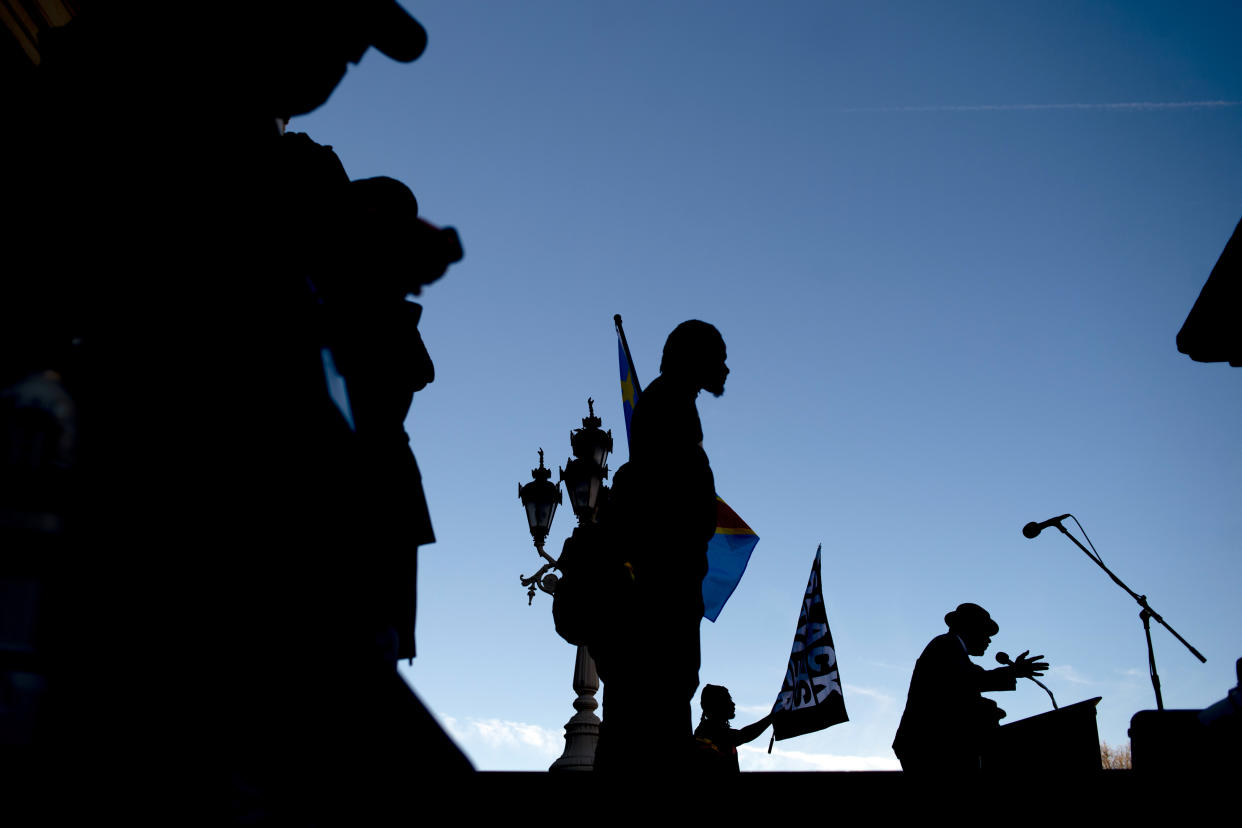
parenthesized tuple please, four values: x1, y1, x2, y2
(518, 449, 562, 605)
(518, 399, 613, 771)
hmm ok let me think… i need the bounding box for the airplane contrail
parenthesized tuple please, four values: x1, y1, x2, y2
(841, 100, 1242, 113)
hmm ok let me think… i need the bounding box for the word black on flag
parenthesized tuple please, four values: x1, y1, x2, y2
(771, 545, 847, 741)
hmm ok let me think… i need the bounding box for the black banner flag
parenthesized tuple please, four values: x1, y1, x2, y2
(771, 545, 848, 741)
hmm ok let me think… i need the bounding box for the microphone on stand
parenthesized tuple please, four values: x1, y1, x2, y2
(1022, 514, 1071, 539)
(998, 652, 1057, 709)
(1016, 511, 1207, 712)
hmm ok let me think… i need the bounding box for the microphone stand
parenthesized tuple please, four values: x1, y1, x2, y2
(1026, 675, 1058, 710)
(1053, 522, 1206, 710)
(998, 653, 1058, 709)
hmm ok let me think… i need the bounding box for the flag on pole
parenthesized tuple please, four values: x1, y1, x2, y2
(702, 498, 759, 622)
(613, 314, 759, 622)
(771, 545, 848, 741)
(617, 332, 640, 445)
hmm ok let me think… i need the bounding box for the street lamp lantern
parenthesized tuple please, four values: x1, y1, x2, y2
(560, 398, 613, 522)
(570, 398, 613, 468)
(519, 449, 563, 605)
(518, 448, 561, 553)
(516, 399, 610, 770)
(559, 458, 600, 521)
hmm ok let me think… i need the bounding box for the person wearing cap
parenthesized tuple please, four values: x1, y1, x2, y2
(5, 1, 461, 818)
(256, 0, 429, 118)
(892, 603, 1047, 771)
(326, 174, 460, 665)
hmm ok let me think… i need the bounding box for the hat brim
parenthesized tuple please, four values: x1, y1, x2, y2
(944, 608, 999, 636)
(371, 2, 427, 62)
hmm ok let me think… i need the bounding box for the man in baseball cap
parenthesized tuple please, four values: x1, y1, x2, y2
(363, 0, 429, 62)
(253, 0, 429, 116)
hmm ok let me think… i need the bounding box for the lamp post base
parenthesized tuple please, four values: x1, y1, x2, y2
(549, 644, 600, 771)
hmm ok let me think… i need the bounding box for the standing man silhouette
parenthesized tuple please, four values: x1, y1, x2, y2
(594, 320, 728, 771)
(893, 603, 1048, 771)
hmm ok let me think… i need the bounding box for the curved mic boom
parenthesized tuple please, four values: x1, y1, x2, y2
(997, 652, 1058, 709)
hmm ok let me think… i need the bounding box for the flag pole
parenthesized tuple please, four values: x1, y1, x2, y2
(772, 545, 821, 755)
(613, 314, 643, 396)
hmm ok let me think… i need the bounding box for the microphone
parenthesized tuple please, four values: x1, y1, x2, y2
(997, 652, 1058, 709)
(1022, 514, 1070, 539)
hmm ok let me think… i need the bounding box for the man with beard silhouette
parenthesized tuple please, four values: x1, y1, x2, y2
(593, 320, 728, 772)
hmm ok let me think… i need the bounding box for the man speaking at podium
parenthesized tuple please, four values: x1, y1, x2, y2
(893, 603, 1048, 771)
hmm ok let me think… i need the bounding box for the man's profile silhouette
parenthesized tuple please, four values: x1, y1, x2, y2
(593, 320, 728, 772)
(892, 603, 1048, 771)
(692, 684, 774, 773)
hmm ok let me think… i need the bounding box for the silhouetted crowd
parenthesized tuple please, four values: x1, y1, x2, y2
(3, 2, 467, 820)
(4, 5, 1238, 815)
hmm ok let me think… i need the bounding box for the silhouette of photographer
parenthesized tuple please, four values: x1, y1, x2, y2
(593, 320, 728, 772)
(692, 684, 774, 773)
(223, 109, 468, 823)
(893, 603, 1047, 772)
(4, 2, 474, 818)
(328, 173, 461, 662)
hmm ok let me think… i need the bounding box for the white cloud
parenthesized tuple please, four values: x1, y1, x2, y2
(439, 716, 905, 772)
(442, 717, 563, 758)
(1048, 665, 1093, 685)
(842, 683, 896, 704)
(738, 744, 900, 772)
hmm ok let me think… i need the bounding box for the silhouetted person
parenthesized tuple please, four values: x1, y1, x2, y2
(1198, 656, 1242, 768)
(692, 684, 774, 772)
(266, 135, 449, 664)
(223, 147, 469, 817)
(593, 320, 728, 772)
(3, 2, 472, 819)
(893, 603, 1047, 772)
(327, 173, 460, 662)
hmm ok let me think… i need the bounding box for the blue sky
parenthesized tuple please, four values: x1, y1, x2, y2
(294, 1, 1242, 769)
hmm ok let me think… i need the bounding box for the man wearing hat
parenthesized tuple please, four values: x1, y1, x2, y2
(893, 603, 1047, 771)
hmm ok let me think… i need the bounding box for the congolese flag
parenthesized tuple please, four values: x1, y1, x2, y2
(702, 496, 760, 622)
(614, 315, 759, 622)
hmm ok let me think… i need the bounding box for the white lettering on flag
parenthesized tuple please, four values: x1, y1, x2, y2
(770, 545, 848, 739)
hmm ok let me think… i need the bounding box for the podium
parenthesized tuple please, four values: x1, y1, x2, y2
(1128, 709, 1219, 771)
(981, 697, 1103, 770)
